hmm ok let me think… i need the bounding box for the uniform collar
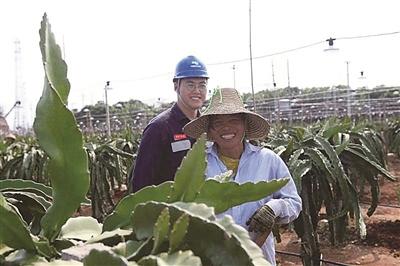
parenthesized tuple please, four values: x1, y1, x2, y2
(172, 103, 201, 122)
(171, 103, 190, 122)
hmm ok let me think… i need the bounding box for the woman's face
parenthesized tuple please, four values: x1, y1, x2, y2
(208, 114, 246, 153)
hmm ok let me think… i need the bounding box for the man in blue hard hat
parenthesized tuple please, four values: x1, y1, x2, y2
(129, 55, 209, 192)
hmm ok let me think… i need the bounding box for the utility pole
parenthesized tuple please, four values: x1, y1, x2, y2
(331, 86, 337, 117)
(249, 0, 256, 111)
(346, 61, 351, 117)
(272, 61, 280, 124)
(232, 65, 236, 89)
(83, 108, 93, 134)
(287, 59, 292, 125)
(104, 81, 111, 137)
(287, 59, 291, 89)
(271, 61, 276, 88)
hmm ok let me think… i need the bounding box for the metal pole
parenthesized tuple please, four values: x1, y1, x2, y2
(233, 65, 236, 89)
(89, 110, 93, 133)
(105, 81, 111, 137)
(333, 86, 337, 117)
(346, 61, 351, 117)
(287, 60, 292, 125)
(249, 0, 256, 111)
(368, 93, 372, 121)
(272, 62, 280, 124)
(287, 59, 291, 88)
(86, 111, 89, 133)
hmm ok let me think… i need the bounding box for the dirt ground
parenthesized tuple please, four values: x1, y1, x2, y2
(276, 154, 400, 266)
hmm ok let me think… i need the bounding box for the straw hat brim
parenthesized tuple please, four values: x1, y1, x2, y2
(184, 110, 270, 141)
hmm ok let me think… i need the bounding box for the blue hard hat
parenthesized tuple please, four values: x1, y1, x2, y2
(173, 55, 209, 81)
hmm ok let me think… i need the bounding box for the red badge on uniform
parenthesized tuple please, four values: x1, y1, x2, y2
(174, 133, 187, 141)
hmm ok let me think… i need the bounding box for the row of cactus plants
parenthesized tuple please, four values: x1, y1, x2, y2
(0, 124, 137, 222)
(264, 118, 397, 265)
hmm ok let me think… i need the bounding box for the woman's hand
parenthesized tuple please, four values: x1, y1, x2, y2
(246, 205, 276, 247)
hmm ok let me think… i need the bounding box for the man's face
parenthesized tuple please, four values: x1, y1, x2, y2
(208, 114, 245, 150)
(176, 77, 207, 110)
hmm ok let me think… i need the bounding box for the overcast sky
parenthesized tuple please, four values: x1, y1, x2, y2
(1, 0, 399, 128)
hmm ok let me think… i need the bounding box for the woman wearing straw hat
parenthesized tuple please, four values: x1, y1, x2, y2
(184, 88, 301, 265)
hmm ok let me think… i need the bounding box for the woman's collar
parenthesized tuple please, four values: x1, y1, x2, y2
(206, 140, 261, 157)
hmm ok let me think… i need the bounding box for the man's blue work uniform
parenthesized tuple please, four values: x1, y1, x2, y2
(130, 103, 197, 192)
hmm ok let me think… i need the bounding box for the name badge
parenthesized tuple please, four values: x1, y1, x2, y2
(174, 133, 187, 141)
(171, 139, 191, 153)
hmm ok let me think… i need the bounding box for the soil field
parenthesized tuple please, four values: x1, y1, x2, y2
(276, 154, 400, 266)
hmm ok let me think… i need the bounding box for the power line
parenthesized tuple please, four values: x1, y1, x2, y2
(209, 40, 325, 66)
(111, 30, 400, 83)
(209, 30, 400, 66)
(111, 72, 171, 83)
(337, 30, 400, 40)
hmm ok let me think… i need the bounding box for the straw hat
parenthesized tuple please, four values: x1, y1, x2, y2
(183, 88, 270, 140)
(5, 133, 16, 140)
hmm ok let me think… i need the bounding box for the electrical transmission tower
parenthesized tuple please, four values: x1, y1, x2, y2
(14, 39, 26, 132)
